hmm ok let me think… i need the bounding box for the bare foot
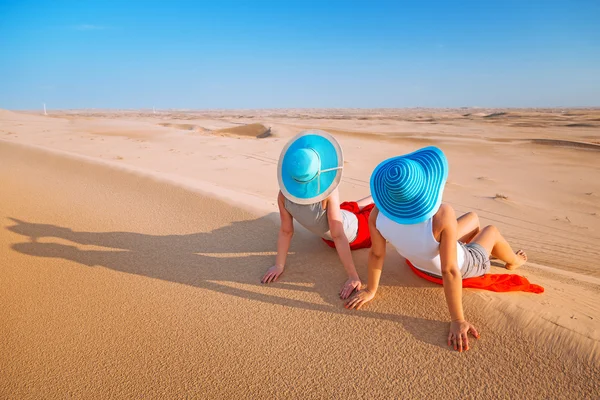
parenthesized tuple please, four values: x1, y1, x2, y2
(505, 250, 527, 270)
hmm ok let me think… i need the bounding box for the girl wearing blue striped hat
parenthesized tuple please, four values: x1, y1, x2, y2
(345, 146, 527, 352)
(261, 130, 375, 299)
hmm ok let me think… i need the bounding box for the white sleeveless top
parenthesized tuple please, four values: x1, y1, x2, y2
(376, 212, 465, 277)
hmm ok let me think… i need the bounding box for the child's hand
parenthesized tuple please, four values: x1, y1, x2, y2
(261, 265, 284, 284)
(448, 320, 480, 352)
(339, 277, 361, 299)
(344, 288, 375, 309)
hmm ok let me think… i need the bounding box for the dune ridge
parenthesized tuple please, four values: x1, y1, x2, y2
(214, 123, 272, 138)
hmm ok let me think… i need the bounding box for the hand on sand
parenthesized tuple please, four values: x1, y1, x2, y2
(448, 320, 480, 352)
(261, 265, 284, 284)
(339, 277, 361, 299)
(344, 289, 375, 309)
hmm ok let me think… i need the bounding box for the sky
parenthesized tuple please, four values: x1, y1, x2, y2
(0, 0, 599, 109)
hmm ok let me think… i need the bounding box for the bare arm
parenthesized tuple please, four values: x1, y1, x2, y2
(326, 190, 363, 298)
(345, 207, 386, 309)
(438, 204, 479, 351)
(439, 205, 464, 321)
(326, 190, 358, 279)
(261, 191, 294, 283)
(275, 191, 294, 267)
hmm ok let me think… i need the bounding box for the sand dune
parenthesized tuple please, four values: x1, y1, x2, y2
(1, 140, 599, 398)
(528, 138, 600, 151)
(214, 123, 272, 138)
(157, 122, 200, 131)
(1, 108, 600, 398)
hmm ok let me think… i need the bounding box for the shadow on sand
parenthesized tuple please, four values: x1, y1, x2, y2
(7, 214, 448, 349)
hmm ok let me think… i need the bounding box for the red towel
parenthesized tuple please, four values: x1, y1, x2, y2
(406, 260, 544, 294)
(323, 202, 375, 250)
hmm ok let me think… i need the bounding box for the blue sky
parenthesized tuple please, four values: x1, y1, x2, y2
(1, 0, 598, 109)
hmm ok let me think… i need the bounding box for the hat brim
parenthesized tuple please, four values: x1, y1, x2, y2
(370, 146, 448, 224)
(278, 130, 343, 205)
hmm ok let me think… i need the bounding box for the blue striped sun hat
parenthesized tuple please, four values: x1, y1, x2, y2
(277, 130, 344, 205)
(370, 146, 448, 224)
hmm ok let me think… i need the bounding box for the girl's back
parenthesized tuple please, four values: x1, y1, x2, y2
(376, 211, 465, 277)
(283, 197, 357, 242)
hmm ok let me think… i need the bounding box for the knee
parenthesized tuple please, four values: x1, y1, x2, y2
(482, 225, 498, 235)
(467, 212, 480, 225)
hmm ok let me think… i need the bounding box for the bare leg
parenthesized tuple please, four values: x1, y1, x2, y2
(356, 195, 373, 210)
(457, 212, 480, 243)
(471, 225, 527, 270)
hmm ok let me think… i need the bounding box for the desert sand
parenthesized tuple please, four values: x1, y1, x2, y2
(1, 108, 599, 398)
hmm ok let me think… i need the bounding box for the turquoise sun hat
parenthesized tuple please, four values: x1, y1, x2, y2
(370, 146, 448, 224)
(277, 130, 344, 205)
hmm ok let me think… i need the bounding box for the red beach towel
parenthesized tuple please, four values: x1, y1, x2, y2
(323, 202, 375, 250)
(406, 260, 544, 294)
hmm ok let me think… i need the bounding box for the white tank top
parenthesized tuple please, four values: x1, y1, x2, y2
(376, 212, 465, 277)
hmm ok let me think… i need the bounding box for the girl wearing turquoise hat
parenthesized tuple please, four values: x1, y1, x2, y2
(261, 130, 375, 299)
(345, 146, 528, 352)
